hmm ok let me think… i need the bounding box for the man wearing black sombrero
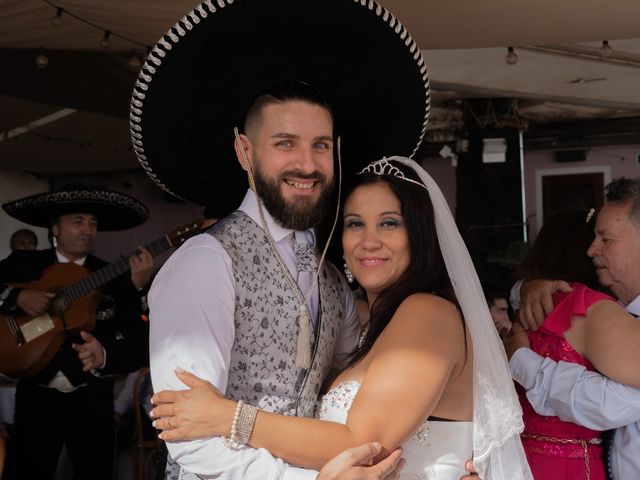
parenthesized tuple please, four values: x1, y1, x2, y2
(0, 189, 154, 479)
(136, 0, 429, 478)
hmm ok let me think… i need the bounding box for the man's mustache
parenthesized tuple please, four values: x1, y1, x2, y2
(280, 171, 326, 182)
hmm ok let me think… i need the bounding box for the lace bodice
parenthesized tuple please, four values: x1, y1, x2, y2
(318, 380, 473, 480)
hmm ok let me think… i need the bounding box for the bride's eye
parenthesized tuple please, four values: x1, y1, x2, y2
(380, 217, 403, 229)
(344, 219, 364, 229)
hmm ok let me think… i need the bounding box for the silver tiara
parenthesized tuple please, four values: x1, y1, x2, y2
(358, 158, 428, 191)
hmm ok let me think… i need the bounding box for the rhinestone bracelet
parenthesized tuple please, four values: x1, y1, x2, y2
(222, 400, 258, 448)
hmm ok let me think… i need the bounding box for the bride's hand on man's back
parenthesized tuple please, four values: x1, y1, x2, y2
(150, 369, 237, 441)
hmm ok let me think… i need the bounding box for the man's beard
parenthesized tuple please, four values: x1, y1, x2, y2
(253, 164, 334, 230)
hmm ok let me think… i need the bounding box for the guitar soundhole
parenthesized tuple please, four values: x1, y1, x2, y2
(51, 295, 67, 315)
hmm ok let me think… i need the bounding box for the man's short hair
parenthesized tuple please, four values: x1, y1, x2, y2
(606, 177, 640, 225)
(243, 81, 334, 137)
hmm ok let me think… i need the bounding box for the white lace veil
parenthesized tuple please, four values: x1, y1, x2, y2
(383, 157, 532, 479)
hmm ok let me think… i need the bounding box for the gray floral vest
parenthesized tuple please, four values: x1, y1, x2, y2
(210, 210, 347, 417)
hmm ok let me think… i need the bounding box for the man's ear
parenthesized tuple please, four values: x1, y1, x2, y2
(234, 134, 252, 172)
(51, 223, 59, 238)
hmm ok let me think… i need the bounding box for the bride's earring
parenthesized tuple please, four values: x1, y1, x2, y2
(343, 262, 354, 284)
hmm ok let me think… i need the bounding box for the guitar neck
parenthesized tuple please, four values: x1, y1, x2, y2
(62, 236, 171, 304)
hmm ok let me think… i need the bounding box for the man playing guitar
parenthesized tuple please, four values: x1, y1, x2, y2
(0, 188, 153, 479)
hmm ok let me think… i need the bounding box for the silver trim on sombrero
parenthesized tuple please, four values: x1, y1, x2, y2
(3, 190, 149, 220)
(129, 0, 431, 201)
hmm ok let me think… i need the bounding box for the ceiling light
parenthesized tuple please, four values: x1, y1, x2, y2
(100, 30, 111, 49)
(51, 7, 64, 27)
(505, 46, 518, 65)
(35, 48, 49, 69)
(600, 40, 613, 57)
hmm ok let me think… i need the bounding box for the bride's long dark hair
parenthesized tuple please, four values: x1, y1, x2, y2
(345, 164, 466, 367)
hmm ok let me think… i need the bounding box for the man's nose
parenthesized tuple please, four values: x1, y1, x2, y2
(294, 145, 317, 174)
(80, 222, 94, 234)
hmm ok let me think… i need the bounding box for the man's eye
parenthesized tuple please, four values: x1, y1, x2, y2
(276, 140, 293, 148)
(314, 142, 330, 150)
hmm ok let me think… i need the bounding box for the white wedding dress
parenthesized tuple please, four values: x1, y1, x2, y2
(317, 380, 473, 480)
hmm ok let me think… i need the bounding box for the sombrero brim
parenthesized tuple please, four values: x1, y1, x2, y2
(2, 190, 149, 231)
(130, 0, 430, 217)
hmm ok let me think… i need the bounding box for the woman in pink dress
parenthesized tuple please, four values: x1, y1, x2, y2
(515, 208, 640, 479)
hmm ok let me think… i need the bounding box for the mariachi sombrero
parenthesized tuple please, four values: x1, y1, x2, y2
(2, 190, 149, 231)
(130, 0, 430, 217)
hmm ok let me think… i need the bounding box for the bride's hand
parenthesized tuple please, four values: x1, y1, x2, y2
(150, 369, 237, 442)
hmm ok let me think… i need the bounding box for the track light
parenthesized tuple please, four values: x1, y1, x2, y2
(51, 7, 64, 27)
(505, 46, 518, 65)
(100, 30, 111, 49)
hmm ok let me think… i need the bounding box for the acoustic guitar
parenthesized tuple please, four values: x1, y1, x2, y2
(0, 220, 205, 379)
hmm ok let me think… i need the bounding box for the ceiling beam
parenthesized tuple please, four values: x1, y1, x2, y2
(0, 108, 76, 142)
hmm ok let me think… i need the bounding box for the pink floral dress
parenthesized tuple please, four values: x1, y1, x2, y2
(519, 283, 613, 480)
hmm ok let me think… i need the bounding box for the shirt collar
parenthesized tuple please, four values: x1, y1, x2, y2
(55, 249, 86, 266)
(625, 294, 640, 317)
(238, 189, 303, 243)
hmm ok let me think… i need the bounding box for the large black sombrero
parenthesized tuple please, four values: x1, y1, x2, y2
(130, 0, 430, 216)
(2, 190, 149, 231)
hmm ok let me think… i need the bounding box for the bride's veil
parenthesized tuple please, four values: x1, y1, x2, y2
(391, 156, 533, 479)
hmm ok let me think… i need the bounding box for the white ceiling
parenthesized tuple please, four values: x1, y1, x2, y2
(2, 0, 640, 171)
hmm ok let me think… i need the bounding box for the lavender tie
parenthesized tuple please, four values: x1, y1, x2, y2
(293, 230, 318, 324)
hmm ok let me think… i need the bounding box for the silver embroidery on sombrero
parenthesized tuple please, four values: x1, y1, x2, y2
(3, 191, 148, 219)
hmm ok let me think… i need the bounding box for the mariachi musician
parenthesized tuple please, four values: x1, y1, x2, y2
(0, 189, 153, 479)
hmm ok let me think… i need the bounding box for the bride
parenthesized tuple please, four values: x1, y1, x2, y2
(151, 157, 532, 479)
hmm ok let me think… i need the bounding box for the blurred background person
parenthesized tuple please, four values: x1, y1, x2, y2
(484, 286, 513, 338)
(9, 228, 37, 251)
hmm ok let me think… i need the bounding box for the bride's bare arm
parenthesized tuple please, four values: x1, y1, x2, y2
(152, 293, 466, 470)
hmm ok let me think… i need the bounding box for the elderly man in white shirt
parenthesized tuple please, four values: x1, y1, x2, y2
(507, 176, 640, 480)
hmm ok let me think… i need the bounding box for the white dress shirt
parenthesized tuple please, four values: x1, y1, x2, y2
(149, 189, 359, 480)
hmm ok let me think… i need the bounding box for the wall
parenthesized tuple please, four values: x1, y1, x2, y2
(92, 175, 203, 265)
(418, 143, 640, 242)
(420, 156, 457, 212)
(523, 144, 640, 237)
